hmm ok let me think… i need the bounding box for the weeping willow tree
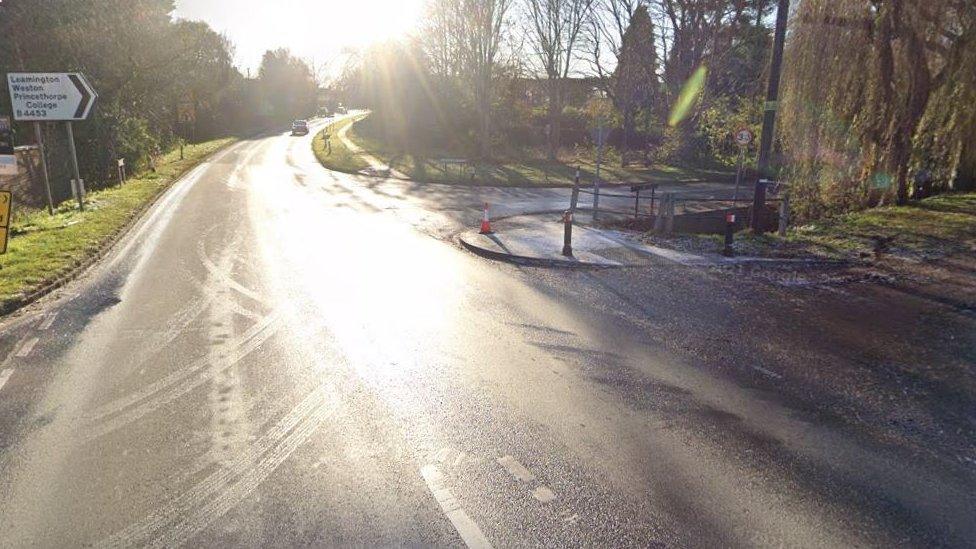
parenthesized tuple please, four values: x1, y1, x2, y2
(781, 0, 976, 220)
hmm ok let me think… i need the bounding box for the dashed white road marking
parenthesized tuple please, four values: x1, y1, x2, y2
(497, 455, 536, 482)
(560, 511, 579, 524)
(531, 486, 557, 503)
(421, 464, 493, 549)
(15, 337, 39, 358)
(39, 313, 58, 330)
(0, 368, 14, 392)
(752, 365, 783, 379)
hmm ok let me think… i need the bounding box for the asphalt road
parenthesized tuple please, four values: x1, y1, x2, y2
(0, 118, 973, 547)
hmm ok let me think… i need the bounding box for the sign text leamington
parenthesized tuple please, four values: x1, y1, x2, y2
(6, 73, 97, 121)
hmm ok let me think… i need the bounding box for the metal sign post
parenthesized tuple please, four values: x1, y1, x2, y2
(34, 123, 55, 215)
(731, 128, 754, 209)
(65, 122, 84, 211)
(591, 122, 610, 222)
(727, 128, 755, 256)
(0, 191, 11, 254)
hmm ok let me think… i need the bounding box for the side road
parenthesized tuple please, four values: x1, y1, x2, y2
(305, 121, 976, 494)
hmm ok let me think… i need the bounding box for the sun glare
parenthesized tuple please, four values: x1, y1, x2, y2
(313, 0, 424, 46)
(175, 0, 425, 72)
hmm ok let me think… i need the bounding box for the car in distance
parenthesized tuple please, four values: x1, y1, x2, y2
(291, 120, 309, 136)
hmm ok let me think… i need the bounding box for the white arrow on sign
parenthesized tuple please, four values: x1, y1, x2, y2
(6, 72, 98, 122)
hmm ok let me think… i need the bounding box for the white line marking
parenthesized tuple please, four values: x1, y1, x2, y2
(421, 465, 493, 549)
(497, 455, 535, 482)
(39, 313, 58, 330)
(0, 369, 14, 392)
(532, 485, 557, 503)
(15, 337, 39, 358)
(752, 365, 783, 379)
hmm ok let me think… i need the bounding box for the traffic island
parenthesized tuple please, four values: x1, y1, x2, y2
(457, 214, 654, 267)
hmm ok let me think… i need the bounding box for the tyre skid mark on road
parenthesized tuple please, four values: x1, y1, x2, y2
(121, 273, 217, 371)
(97, 383, 339, 549)
(751, 365, 783, 380)
(197, 238, 268, 307)
(82, 245, 270, 434)
(82, 312, 279, 442)
(182, 264, 262, 321)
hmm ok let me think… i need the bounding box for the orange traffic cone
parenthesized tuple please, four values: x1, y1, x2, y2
(480, 202, 493, 234)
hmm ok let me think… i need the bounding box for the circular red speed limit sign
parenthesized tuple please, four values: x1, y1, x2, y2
(734, 128, 754, 147)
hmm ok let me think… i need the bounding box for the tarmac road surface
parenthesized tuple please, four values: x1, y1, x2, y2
(0, 117, 973, 547)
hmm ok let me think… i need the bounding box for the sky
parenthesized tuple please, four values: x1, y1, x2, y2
(173, 0, 426, 80)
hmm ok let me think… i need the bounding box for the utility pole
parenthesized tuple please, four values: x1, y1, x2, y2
(750, 0, 790, 233)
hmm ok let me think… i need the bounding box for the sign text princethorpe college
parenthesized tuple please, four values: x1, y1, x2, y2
(6, 73, 97, 121)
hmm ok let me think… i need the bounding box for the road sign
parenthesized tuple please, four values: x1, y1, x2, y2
(734, 127, 754, 147)
(6, 73, 98, 121)
(0, 117, 15, 176)
(0, 191, 11, 254)
(178, 101, 195, 123)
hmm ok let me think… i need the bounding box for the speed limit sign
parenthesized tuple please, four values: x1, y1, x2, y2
(734, 128, 754, 147)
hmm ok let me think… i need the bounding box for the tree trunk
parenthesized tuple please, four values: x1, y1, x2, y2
(478, 72, 492, 159)
(547, 79, 558, 160)
(621, 108, 632, 167)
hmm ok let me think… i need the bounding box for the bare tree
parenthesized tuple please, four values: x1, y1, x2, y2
(423, 0, 466, 79)
(524, 0, 595, 159)
(587, 0, 649, 92)
(455, 0, 514, 158)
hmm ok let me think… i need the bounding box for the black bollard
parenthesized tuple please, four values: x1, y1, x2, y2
(723, 213, 735, 257)
(562, 210, 574, 257)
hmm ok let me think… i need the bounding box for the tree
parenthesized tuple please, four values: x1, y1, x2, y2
(457, 0, 515, 158)
(524, 0, 595, 159)
(337, 40, 438, 153)
(587, 0, 648, 102)
(612, 5, 660, 164)
(781, 0, 976, 217)
(257, 49, 318, 122)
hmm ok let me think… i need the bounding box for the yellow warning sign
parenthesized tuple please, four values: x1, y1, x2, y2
(0, 190, 10, 254)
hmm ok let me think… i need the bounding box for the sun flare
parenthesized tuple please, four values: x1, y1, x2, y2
(175, 0, 425, 73)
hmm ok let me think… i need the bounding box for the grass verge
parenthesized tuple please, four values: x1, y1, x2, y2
(314, 114, 732, 187)
(642, 192, 976, 260)
(312, 115, 371, 175)
(0, 138, 236, 309)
